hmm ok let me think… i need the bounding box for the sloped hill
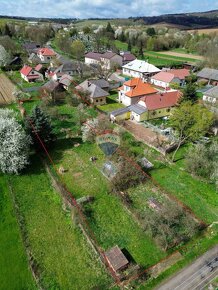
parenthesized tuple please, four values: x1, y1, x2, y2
(130, 10, 218, 29)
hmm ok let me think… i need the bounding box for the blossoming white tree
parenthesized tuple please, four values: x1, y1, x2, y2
(0, 44, 10, 67)
(0, 109, 31, 174)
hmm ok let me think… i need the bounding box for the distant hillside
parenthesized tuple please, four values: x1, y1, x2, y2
(130, 10, 218, 29)
(1, 9, 218, 28)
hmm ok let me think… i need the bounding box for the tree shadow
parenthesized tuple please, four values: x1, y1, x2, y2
(48, 137, 83, 162)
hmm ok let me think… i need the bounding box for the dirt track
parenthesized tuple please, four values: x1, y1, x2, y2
(0, 73, 16, 105)
(160, 51, 204, 60)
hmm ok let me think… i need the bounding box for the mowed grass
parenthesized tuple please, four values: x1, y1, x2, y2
(0, 175, 36, 290)
(50, 140, 166, 267)
(9, 156, 110, 290)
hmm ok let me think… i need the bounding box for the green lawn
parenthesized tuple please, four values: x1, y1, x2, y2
(8, 155, 110, 290)
(141, 55, 182, 67)
(51, 103, 97, 137)
(98, 92, 125, 113)
(114, 40, 128, 51)
(0, 175, 36, 290)
(50, 140, 166, 268)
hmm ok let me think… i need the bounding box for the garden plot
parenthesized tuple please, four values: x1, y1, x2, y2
(0, 73, 16, 105)
(49, 140, 166, 268)
(128, 182, 200, 251)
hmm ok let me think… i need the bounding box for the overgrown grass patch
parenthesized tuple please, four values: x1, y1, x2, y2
(0, 175, 36, 290)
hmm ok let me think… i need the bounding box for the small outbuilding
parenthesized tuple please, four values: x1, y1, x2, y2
(105, 245, 129, 272)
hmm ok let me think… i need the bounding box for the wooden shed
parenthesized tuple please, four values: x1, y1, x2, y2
(105, 245, 129, 272)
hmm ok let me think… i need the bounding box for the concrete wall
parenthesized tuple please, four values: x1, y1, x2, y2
(111, 111, 131, 121)
(91, 96, 106, 105)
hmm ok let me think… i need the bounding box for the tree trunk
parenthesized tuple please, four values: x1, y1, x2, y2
(171, 139, 183, 162)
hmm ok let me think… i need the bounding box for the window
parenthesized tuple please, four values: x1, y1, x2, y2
(166, 108, 170, 112)
(152, 111, 156, 116)
(100, 99, 102, 101)
(96, 99, 98, 103)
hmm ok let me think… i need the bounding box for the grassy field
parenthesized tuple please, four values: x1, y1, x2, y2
(144, 51, 198, 63)
(0, 175, 36, 290)
(8, 155, 111, 290)
(49, 140, 166, 268)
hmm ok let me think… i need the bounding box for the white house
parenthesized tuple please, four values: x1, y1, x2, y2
(151, 69, 190, 89)
(203, 86, 218, 105)
(37, 48, 56, 63)
(122, 59, 160, 80)
(20, 65, 43, 82)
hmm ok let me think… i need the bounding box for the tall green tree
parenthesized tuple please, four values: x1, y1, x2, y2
(106, 22, 114, 34)
(27, 106, 55, 148)
(127, 39, 132, 52)
(146, 27, 156, 37)
(71, 40, 85, 61)
(182, 83, 197, 103)
(147, 37, 154, 51)
(170, 102, 213, 161)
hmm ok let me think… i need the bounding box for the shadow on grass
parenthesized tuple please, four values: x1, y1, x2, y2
(48, 137, 83, 162)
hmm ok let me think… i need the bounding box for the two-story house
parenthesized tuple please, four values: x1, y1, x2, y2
(20, 64, 43, 82)
(118, 78, 157, 106)
(37, 48, 56, 64)
(85, 52, 123, 70)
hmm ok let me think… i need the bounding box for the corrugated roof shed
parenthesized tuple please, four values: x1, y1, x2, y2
(197, 68, 218, 81)
(204, 86, 218, 98)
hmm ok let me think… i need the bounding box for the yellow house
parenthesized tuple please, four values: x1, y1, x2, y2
(110, 90, 182, 122)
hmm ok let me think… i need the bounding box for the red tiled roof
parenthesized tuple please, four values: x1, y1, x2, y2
(139, 90, 182, 110)
(38, 48, 56, 56)
(35, 64, 43, 71)
(124, 78, 157, 98)
(20, 65, 32, 76)
(152, 71, 175, 83)
(168, 68, 190, 80)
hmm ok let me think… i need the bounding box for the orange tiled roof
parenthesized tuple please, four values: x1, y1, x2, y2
(124, 78, 157, 98)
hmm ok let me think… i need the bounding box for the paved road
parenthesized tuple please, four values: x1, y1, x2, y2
(156, 245, 218, 290)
